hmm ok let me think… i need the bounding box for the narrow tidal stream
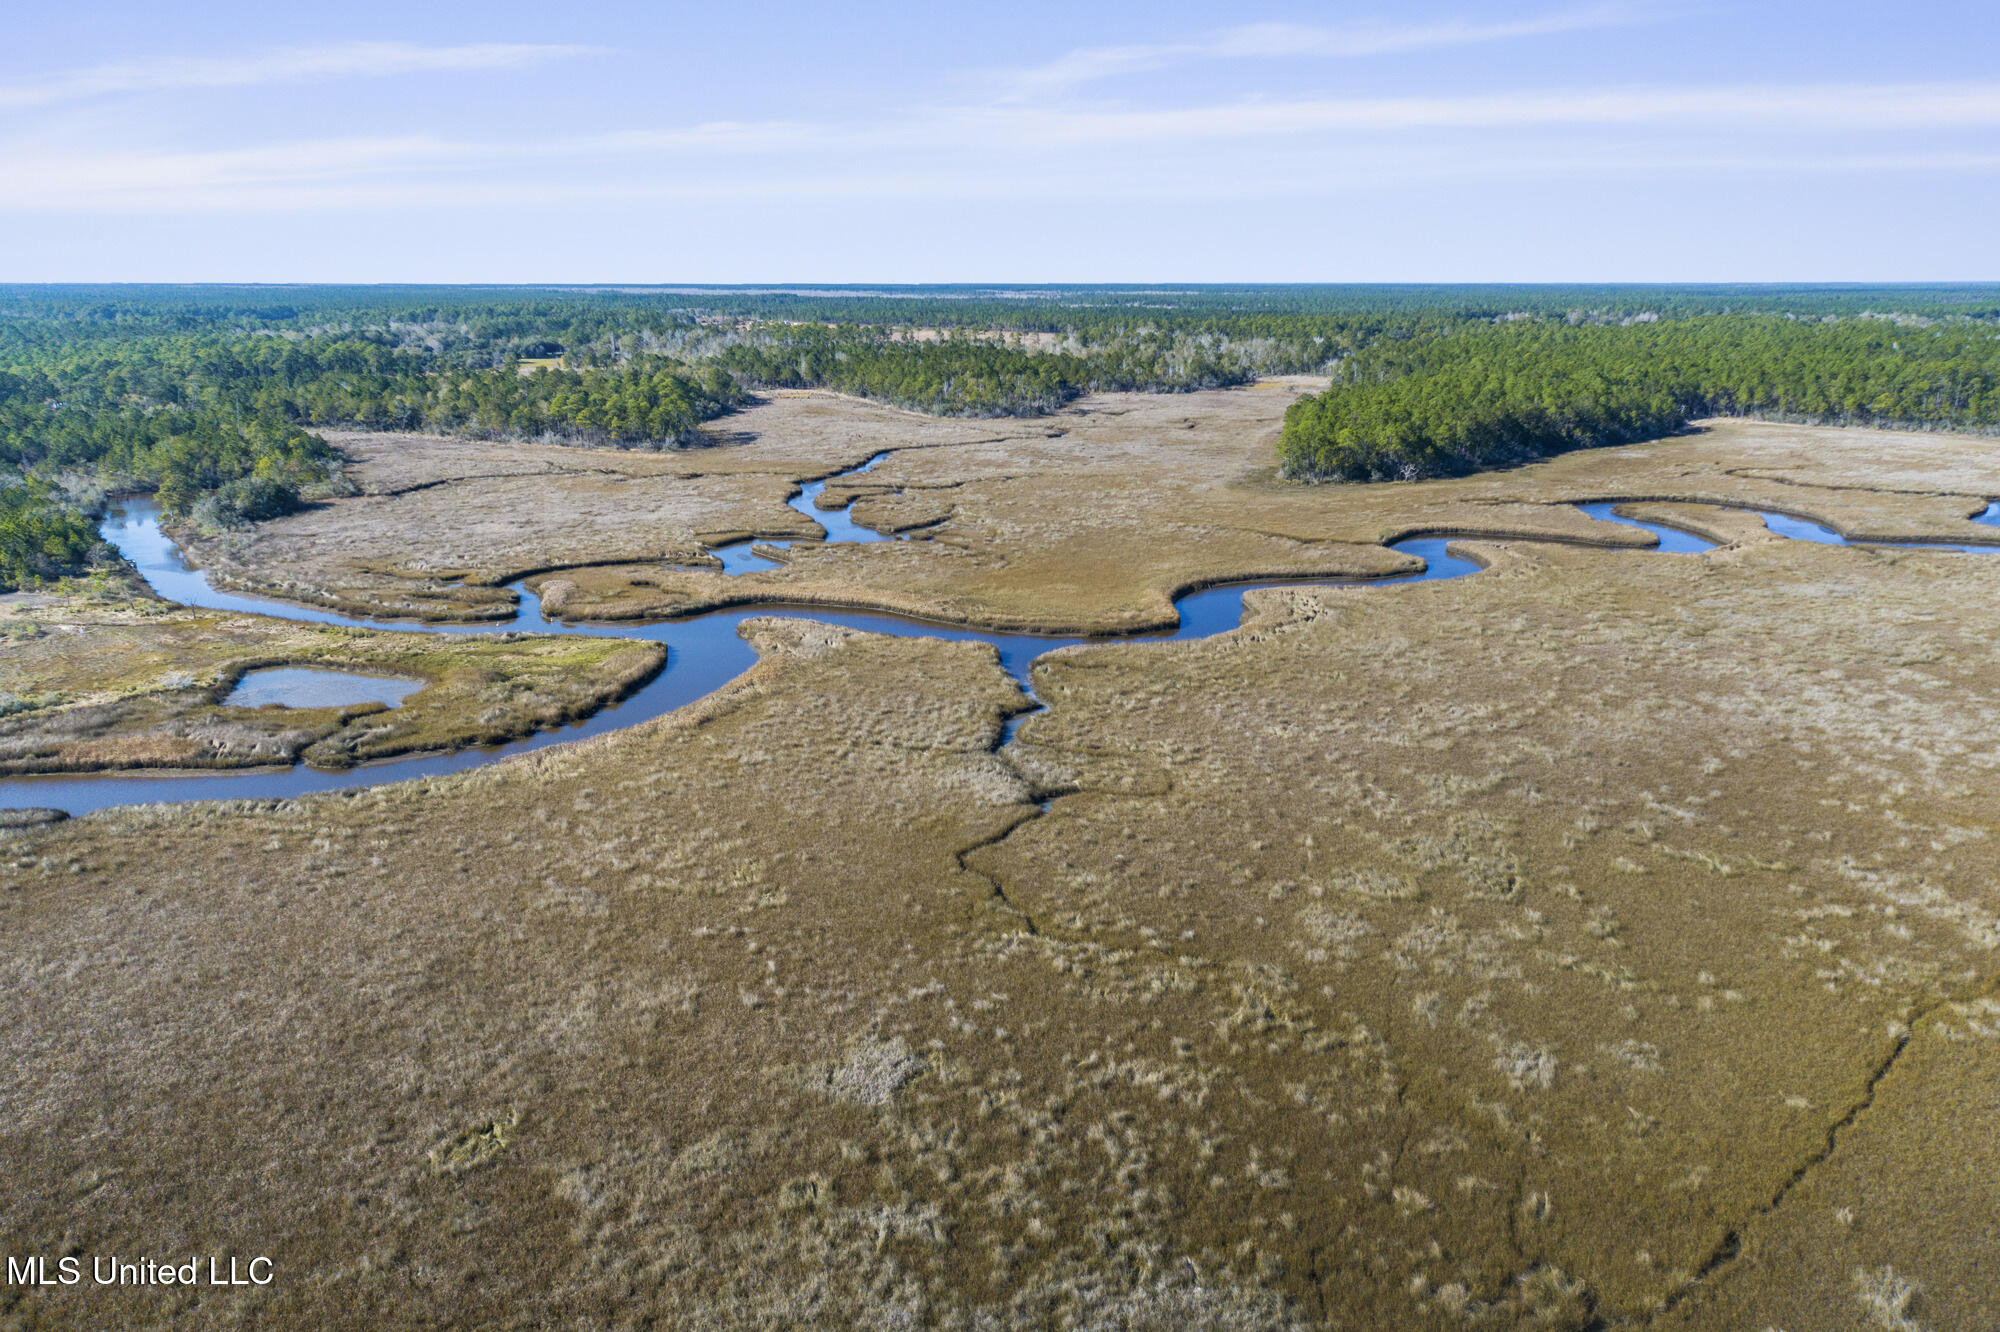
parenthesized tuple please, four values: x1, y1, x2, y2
(4, 470, 1990, 815)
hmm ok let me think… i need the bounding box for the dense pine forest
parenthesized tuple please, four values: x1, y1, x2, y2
(3, 283, 1998, 588)
(1277, 317, 2000, 481)
(716, 326, 1258, 414)
(0, 481, 97, 591)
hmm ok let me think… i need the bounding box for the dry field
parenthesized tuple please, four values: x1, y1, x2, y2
(0, 390, 1997, 1329)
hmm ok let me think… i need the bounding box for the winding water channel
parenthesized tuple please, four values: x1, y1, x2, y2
(5, 471, 1995, 815)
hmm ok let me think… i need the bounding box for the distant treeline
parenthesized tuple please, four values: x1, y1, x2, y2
(10, 282, 2000, 333)
(716, 327, 1259, 415)
(199, 338, 745, 445)
(5, 333, 742, 448)
(1279, 317, 2000, 481)
(6, 285, 2000, 586)
(0, 330, 742, 586)
(0, 290, 708, 368)
(720, 334, 1087, 414)
(1, 359, 345, 508)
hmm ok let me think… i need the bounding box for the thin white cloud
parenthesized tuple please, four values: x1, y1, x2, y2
(0, 41, 592, 109)
(992, 4, 1647, 99)
(958, 83, 2000, 143)
(576, 83, 2000, 156)
(1213, 9, 1645, 57)
(9, 142, 1997, 215)
(7, 81, 2000, 213)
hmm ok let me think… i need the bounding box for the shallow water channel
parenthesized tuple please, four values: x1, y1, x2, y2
(710, 451, 897, 572)
(4, 470, 1991, 815)
(1753, 502, 2000, 551)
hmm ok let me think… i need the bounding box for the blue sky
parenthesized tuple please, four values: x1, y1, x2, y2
(2, 1, 1995, 281)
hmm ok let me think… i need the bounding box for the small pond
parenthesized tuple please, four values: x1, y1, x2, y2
(224, 668, 424, 710)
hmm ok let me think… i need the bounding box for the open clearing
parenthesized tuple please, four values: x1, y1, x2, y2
(2, 387, 1997, 1329)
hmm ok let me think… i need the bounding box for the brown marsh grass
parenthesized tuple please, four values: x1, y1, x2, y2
(1, 395, 1997, 1327)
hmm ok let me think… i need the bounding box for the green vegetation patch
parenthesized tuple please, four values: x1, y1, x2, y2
(1280, 317, 2000, 481)
(0, 481, 100, 591)
(717, 326, 1255, 415)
